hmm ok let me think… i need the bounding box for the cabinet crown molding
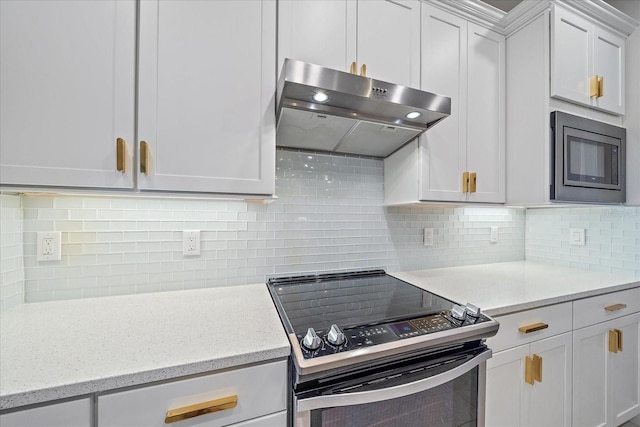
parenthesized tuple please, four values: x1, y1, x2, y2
(501, 0, 639, 36)
(426, 0, 639, 36)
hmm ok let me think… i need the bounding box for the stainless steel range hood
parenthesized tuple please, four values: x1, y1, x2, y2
(276, 59, 451, 158)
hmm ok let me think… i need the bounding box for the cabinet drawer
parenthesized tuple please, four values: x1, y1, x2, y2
(573, 287, 640, 330)
(98, 360, 287, 427)
(0, 398, 91, 427)
(486, 302, 572, 352)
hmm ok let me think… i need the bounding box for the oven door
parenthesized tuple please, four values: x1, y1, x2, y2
(294, 347, 491, 427)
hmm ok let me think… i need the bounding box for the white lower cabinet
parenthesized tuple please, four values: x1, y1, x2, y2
(0, 398, 91, 427)
(573, 312, 640, 427)
(485, 303, 572, 427)
(98, 360, 287, 427)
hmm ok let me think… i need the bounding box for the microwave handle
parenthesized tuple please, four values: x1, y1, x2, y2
(296, 348, 492, 412)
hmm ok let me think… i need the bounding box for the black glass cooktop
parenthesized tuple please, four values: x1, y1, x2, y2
(267, 270, 456, 337)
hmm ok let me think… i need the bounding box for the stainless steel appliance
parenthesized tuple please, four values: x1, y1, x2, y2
(267, 270, 499, 427)
(551, 111, 626, 204)
(276, 59, 451, 158)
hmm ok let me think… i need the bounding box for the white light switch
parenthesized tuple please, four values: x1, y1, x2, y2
(490, 227, 499, 243)
(423, 228, 434, 246)
(570, 228, 586, 246)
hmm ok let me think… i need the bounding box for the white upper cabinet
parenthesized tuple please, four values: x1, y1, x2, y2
(384, 3, 505, 205)
(137, 0, 275, 195)
(278, 0, 420, 88)
(551, 4, 625, 115)
(0, 0, 136, 189)
(1, 0, 275, 196)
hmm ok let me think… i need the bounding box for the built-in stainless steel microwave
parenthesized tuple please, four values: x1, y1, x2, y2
(551, 111, 626, 204)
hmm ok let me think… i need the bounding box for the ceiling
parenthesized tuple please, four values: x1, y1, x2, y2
(481, 0, 522, 12)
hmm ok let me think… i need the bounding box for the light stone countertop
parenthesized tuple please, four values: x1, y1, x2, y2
(2, 261, 639, 412)
(0, 284, 290, 411)
(392, 261, 640, 317)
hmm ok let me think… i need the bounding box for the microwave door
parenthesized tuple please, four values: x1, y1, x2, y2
(563, 128, 622, 190)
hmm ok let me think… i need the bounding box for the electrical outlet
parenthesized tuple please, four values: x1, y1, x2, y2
(490, 227, 499, 243)
(183, 230, 201, 256)
(423, 228, 434, 246)
(37, 231, 61, 261)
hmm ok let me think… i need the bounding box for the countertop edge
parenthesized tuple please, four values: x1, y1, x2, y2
(483, 280, 640, 316)
(0, 346, 290, 411)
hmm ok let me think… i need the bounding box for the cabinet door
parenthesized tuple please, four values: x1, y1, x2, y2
(486, 344, 529, 427)
(526, 333, 572, 427)
(278, 0, 355, 76)
(610, 314, 640, 425)
(418, 4, 467, 202)
(550, 5, 593, 107)
(0, 398, 91, 427)
(466, 23, 505, 203)
(0, 0, 136, 189)
(357, 0, 420, 88)
(137, 0, 275, 195)
(593, 27, 625, 115)
(573, 313, 640, 427)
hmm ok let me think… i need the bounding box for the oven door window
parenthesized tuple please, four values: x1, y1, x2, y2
(564, 128, 621, 189)
(310, 366, 478, 427)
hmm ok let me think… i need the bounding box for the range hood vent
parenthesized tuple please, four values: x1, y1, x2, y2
(276, 59, 451, 158)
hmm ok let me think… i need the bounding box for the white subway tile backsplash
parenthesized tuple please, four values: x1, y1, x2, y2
(3, 150, 633, 304)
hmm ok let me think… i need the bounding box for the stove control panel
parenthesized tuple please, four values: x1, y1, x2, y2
(296, 310, 491, 359)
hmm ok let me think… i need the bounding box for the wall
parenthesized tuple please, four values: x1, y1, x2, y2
(0, 194, 24, 311)
(13, 150, 525, 303)
(526, 206, 640, 278)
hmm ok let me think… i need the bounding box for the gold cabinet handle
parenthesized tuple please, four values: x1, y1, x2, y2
(605, 303, 627, 312)
(116, 138, 126, 173)
(590, 75, 599, 97)
(140, 141, 150, 176)
(533, 354, 542, 383)
(164, 395, 238, 424)
(609, 329, 623, 353)
(469, 172, 477, 193)
(462, 172, 469, 193)
(525, 355, 535, 385)
(360, 63, 367, 77)
(518, 322, 549, 334)
(598, 76, 604, 98)
(525, 354, 543, 385)
(350, 61, 357, 74)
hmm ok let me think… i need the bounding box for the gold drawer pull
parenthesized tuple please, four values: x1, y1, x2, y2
(462, 172, 469, 193)
(518, 322, 549, 334)
(165, 395, 238, 424)
(116, 138, 126, 173)
(350, 61, 357, 74)
(605, 303, 627, 312)
(360, 63, 367, 77)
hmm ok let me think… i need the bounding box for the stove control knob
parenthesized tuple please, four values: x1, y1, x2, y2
(327, 324, 346, 346)
(465, 303, 481, 318)
(451, 305, 467, 321)
(302, 328, 322, 351)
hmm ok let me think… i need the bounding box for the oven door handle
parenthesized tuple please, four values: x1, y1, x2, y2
(296, 348, 492, 412)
